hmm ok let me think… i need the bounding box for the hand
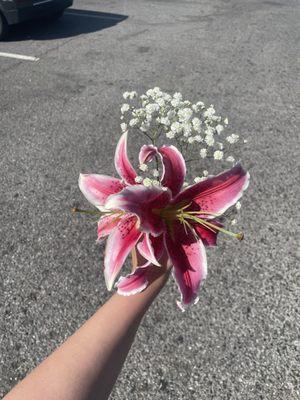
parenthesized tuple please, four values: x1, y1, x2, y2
(131, 245, 171, 288)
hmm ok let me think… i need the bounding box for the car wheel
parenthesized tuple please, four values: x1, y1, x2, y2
(0, 13, 9, 40)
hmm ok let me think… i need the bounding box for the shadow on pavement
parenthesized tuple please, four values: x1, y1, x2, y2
(5, 9, 128, 41)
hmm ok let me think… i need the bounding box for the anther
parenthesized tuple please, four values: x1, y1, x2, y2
(236, 232, 244, 241)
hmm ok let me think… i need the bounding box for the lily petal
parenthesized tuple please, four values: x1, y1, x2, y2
(79, 174, 124, 209)
(173, 163, 250, 215)
(137, 234, 164, 266)
(104, 215, 142, 290)
(159, 145, 186, 196)
(164, 222, 207, 309)
(114, 132, 137, 185)
(139, 144, 158, 164)
(115, 262, 150, 296)
(97, 214, 121, 242)
(194, 220, 222, 246)
(105, 185, 172, 236)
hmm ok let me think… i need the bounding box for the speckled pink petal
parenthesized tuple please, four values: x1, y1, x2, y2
(164, 222, 207, 310)
(194, 220, 222, 247)
(105, 185, 171, 236)
(114, 131, 137, 185)
(137, 234, 164, 266)
(115, 262, 151, 296)
(79, 174, 124, 209)
(139, 144, 158, 164)
(104, 215, 142, 290)
(97, 214, 121, 242)
(173, 163, 250, 216)
(159, 145, 186, 196)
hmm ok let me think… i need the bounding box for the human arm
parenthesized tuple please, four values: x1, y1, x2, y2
(4, 260, 169, 400)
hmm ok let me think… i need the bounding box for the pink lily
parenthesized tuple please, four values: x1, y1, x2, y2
(78, 133, 250, 310)
(78, 132, 166, 287)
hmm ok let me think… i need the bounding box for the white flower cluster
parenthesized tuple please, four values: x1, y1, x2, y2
(120, 87, 245, 185)
(134, 163, 161, 187)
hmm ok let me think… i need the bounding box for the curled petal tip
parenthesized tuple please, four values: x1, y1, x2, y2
(78, 173, 87, 188)
(139, 233, 165, 265)
(105, 275, 114, 291)
(116, 278, 148, 296)
(159, 145, 186, 196)
(194, 296, 200, 305)
(115, 263, 150, 296)
(176, 295, 199, 312)
(139, 144, 158, 165)
(176, 300, 186, 312)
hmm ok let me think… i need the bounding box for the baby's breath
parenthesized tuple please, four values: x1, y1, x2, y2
(200, 148, 207, 158)
(120, 122, 127, 132)
(139, 163, 148, 172)
(235, 201, 242, 210)
(119, 87, 245, 182)
(135, 176, 143, 183)
(194, 176, 203, 183)
(226, 156, 235, 163)
(213, 150, 224, 160)
(215, 124, 224, 134)
(226, 134, 239, 144)
(120, 103, 130, 114)
(142, 178, 153, 187)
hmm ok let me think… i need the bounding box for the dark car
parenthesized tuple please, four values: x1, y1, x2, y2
(0, 0, 73, 39)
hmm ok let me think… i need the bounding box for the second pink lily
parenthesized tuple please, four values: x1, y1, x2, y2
(78, 132, 250, 310)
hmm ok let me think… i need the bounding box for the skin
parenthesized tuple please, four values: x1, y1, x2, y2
(4, 253, 170, 400)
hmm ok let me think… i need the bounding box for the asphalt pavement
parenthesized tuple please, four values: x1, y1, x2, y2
(0, 0, 299, 398)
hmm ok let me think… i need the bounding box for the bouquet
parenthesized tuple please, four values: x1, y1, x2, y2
(73, 88, 250, 311)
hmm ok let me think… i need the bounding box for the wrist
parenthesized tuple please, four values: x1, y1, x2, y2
(146, 264, 170, 288)
(111, 265, 169, 318)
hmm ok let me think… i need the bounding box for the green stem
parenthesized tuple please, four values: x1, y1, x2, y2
(142, 132, 154, 144)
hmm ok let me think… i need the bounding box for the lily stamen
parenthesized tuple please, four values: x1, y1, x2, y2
(154, 202, 244, 241)
(183, 214, 244, 241)
(182, 210, 221, 216)
(71, 207, 104, 216)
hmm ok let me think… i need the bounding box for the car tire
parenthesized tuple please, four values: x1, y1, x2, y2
(0, 13, 9, 41)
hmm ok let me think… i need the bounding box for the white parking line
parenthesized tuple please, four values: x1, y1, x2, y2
(65, 11, 124, 21)
(0, 52, 39, 61)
